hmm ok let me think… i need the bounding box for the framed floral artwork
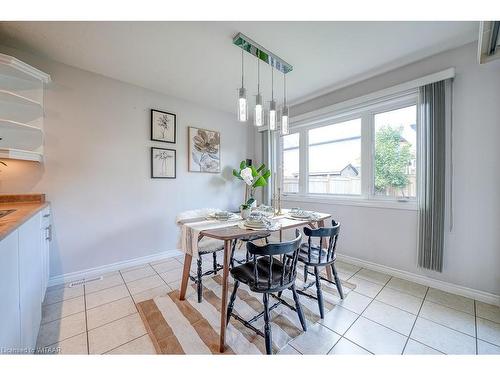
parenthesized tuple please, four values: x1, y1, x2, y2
(188, 127, 220, 173)
(151, 109, 176, 143)
(151, 147, 176, 179)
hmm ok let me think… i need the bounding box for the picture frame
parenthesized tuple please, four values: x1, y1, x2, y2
(151, 147, 176, 179)
(151, 109, 176, 143)
(188, 126, 221, 173)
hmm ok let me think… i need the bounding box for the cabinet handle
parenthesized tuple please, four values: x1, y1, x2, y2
(45, 225, 52, 241)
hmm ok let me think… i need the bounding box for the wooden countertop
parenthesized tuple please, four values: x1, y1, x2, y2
(0, 195, 49, 241)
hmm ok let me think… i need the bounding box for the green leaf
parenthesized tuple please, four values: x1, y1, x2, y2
(239, 160, 247, 170)
(250, 165, 258, 177)
(262, 169, 271, 179)
(252, 176, 267, 187)
(256, 163, 266, 173)
(246, 197, 255, 206)
(232, 169, 242, 179)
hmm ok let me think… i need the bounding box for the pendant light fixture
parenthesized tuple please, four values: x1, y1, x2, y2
(254, 58, 263, 127)
(281, 72, 289, 135)
(232, 33, 293, 130)
(237, 48, 248, 122)
(269, 67, 277, 130)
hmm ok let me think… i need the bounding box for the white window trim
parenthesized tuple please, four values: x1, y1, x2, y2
(278, 91, 419, 211)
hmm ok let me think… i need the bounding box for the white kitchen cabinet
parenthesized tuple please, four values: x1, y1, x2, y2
(0, 231, 21, 352)
(0, 207, 50, 353)
(40, 207, 51, 300)
(18, 214, 43, 349)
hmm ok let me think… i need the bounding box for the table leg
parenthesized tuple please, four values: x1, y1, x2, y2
(318, 219, 333, 281)
(179, 253, 192, 300)
(219, 239, 232, 352)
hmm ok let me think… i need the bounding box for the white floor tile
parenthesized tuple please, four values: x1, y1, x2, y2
(126, 274, 165, 295)
(376, 287, 423, 314)
(43, 284, 83, 305)
(328, 338, 371, 355)
(44, 332, 88, 355)
(477, 339, 500, 354)
(289, 323, 341, 354)
(419, 300, 475, 336)
(403, 339, 442, 355)
(85, 284, 130, 309)
(86, 296, 137, 330)
(320, 305, 359, 335)
(334, 261, 361, 278)
(476, 317, 500, 346)
(344, 316, 407, 354)
(476, 301, 500, 324)
(106, 334, 157, 354)
(386, 278, 428, 298)
(41, 296, 85, 324)
(362, 300, 416, 335)
(347, 276, 384, 298)
(84, 273, 124, 294)
(132, 284, 172, 303)
(410, 317, 476, 354)
(159, 268, 183, 284)
(277, 344, 301, 355)
(121, 265, 156, 283)
(151, 259, 183, 273)
(88, 313, 147, 354)
(37, 312, 87, 347)
(354, 269, 391, 286)
(425, 288, 474, 315)
(337, 291, 372, 314)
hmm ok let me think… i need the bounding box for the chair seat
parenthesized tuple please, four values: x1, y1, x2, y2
(297, 243, 335, 265)
(230, 257, 292, 292)
(198, 237, 224, 254)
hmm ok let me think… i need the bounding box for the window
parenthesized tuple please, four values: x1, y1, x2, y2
(374, 105, 417, 199)
(282, 133, 300, 193)
(308, 119, 361, 195)
(278, 92, 418, 203)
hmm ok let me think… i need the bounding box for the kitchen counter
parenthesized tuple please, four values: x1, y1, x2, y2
(0, 194, 48, 241)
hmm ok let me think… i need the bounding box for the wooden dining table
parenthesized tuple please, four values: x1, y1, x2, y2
(178, 210, 332, 353)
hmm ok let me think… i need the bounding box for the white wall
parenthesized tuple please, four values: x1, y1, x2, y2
(286, 43, 500, 296)
(0, 45, 255, 277)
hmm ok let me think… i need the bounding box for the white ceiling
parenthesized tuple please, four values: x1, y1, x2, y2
(0, 21, 478, 114)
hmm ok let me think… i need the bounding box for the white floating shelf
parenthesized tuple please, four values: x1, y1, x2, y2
(0, 89, 44, 123)
(0, 119, 43, 151)
(0, 53, 51, 84)
(0, 148, 43, 162)
(0, 53, 50, 163)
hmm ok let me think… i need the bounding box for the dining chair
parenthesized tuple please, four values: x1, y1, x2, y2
(176, 209, 224, 303)
(297, 220, 344, 318)
(226, 230, 306, 355)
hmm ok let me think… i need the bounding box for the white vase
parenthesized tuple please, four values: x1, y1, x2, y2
(240, 207, 251, 219)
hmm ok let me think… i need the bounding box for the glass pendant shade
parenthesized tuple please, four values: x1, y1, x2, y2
(254, 93, 263, 126)
(281, 106, 289, 135)
(269, 99, 277, 130)
(238, 87, 248, 122)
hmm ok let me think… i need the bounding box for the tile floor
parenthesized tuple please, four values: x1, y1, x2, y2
(37, 254, 500, 355)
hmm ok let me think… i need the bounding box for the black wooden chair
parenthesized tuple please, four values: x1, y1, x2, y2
(297, 220, 344, 319)
(226, 230, 306, 355)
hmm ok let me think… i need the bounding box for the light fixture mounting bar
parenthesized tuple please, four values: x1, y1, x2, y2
(233, 32, 293, 74)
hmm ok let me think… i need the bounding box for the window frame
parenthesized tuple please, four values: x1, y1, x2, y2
(278, 91, 419, 209)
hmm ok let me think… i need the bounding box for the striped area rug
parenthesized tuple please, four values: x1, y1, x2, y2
(137, 268, 356, 354)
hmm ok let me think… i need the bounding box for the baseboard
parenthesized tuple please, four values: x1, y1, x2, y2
(48, 249, 183, 287)
(337, 253, 500, 306)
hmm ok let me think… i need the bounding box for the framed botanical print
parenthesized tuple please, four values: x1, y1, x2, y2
(151, 109, 176, 143)
(188, 127, 220, 173)
(151, 147, 176, 179)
